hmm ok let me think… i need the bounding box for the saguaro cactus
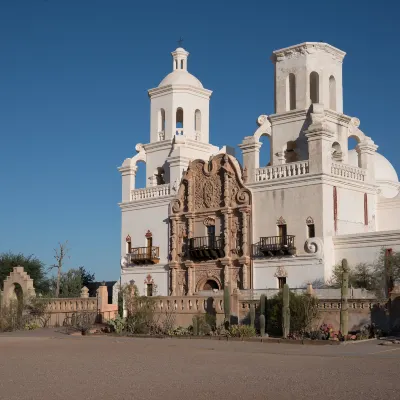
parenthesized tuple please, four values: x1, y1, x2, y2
(224, 285, 231, 327)
(192, 316, 198, 336)
(340, 258, 349, 337)
(259, 315, 266, 337)
(282, 283, 290, 338)
(260, 294, 267, 335)
(250, 303, 255, 327)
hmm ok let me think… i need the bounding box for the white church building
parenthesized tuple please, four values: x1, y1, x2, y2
(119, 42, 400, 296)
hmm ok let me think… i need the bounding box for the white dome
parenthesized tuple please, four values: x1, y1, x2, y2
(348, 149, 399, 198)
(158, 70, 203, 88)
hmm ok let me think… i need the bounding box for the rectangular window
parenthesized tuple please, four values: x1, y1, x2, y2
(147, 284, 153, 297)
(308, 224, 315, 238)
(278, 224, 287, 246)
(207, 225, 216, 247)
(278, 277, 286, 289)
(127, 242, 132, 253)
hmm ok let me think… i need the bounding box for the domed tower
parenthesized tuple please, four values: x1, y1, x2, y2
(143, 47, 218, 186)
(148, 47, 212, 144)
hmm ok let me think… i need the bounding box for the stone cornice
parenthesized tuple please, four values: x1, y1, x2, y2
(143, 140, 173, 153)
(118, 165, 137, 175)
(269, 109, 308, 125)
(324, 110, 352, 127)
(253, 253, 322, 267)
(272, 42, 346, 63)
(333, 230, 400, 248)
(119, 196, 173, 210)
(148, 85, 212, 99)
(248, 172, 377, 193)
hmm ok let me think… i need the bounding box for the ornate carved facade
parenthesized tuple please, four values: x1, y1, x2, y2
(169, 154, 252, 295)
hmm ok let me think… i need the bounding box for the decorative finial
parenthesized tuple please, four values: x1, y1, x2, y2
(177, 37, 184, 47)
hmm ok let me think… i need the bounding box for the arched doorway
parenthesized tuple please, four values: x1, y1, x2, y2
(9, 283, 24, 317)
(203, 279, 219, 291)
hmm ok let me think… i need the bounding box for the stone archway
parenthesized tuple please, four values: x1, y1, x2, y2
(3, 266, 36, 306)
(202, 279, 220, 291)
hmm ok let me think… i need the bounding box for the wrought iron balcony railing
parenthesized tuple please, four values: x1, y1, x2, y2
(252, 235, 296, 257)
(186, 236, 225, 261)
(129, 246, 160, 265)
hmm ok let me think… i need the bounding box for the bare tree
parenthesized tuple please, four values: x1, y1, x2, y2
(49, 241, 70, 298)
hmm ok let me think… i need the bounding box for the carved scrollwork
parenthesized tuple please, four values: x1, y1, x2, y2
(304, 237, 323, 258)
(203, 180, 214, 208)
(274, 266, 287, 278)
(236, 188, 250, 205)
(203, 216, 216, 227)
(171, 199, 181, 214)
(257, 115, 268, 127)
(277, 216, 286, 225)
(120, 255, 129, 268)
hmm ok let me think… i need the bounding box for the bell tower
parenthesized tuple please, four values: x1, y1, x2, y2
(148, 47, 212, 144)
(272, 42, 346, 114)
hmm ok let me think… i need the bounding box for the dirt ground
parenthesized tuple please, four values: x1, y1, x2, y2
(0, 329, 399, 400)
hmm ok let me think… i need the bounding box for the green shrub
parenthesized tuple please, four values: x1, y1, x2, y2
(108, 315, 125, 334)
(267, 291, 319, 336)
(229, 324, 256, 338)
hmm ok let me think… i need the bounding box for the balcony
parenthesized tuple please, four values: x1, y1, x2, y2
(187, 236, 225, 261)
(129, 246, 160, 265)
(253, 235, 296, 257)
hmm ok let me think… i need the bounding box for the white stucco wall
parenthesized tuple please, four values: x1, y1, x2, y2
(253, 258, 325, 289)
(120, 199, 171, 296)
(333, 231, 400, 267)
(377, 197, 400, 231)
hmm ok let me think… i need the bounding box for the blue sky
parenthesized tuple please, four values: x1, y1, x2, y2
(1, 0, 399, 281)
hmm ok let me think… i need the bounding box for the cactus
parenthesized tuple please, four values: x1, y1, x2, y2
(260, 314, 266, 337)
(224, 285, 231, 328)
(282, 283, 290, 338)
(260, 293, 267, 335)
(340, 258, 349, 337)
(192, 316, 198, 336)
(250, 303, 255, 327)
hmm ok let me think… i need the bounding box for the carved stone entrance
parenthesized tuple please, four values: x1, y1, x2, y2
(203, 279, 219, 290)
(168, 153, 252, 295)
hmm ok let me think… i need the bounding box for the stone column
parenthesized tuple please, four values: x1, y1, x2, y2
(305, 104, 335, 175)
(223, 167, 230, 208)
(356, 138, 378, 182)
(242, 263, 248, 290)
(240, 208, 249, 257)
(238, 136, 262, 183)
(170, 217, 178, 262)
(186, 262, 194, 296)
(222, 209, 232, 256)
(118, 164, 137, 202)
(171, 267, 177, 296)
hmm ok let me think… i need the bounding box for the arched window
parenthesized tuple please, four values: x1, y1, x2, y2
(329, 75, 336, 111)
(180, 60, 184, 69)
(176, 108, 183, 135)
(158, 109, 166, 140)
(310, 72, 319, 104)
(331, 142, 343, 162)
(194, 109, 201, 132)
(286, 73, 296, 111)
